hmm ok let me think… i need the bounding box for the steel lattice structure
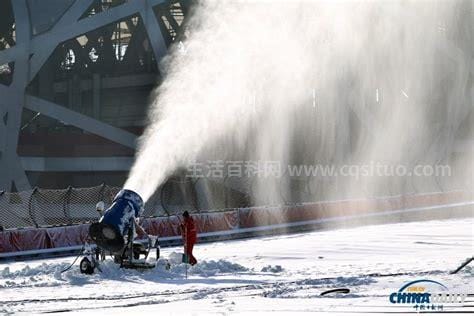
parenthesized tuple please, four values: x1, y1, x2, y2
(0, 0, 191, 192)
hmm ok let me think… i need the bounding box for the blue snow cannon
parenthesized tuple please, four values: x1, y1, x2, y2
(89, 189, 144, 253)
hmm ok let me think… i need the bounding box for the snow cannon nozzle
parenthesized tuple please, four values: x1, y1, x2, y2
(89, 189, 144, 253)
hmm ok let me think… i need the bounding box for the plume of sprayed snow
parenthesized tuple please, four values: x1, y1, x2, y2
(125, 0, 472, 204)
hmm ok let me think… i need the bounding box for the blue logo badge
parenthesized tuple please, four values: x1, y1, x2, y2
(389, 279, 467, 312)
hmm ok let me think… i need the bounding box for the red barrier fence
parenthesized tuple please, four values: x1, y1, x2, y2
(1, 191, 472, 254)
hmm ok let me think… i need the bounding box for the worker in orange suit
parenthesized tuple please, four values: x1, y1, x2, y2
(180, 211, 198, 266)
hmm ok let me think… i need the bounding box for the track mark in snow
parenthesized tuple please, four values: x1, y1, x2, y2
(1, 269, 447, 309)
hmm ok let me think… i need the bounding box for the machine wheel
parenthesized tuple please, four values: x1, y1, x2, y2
(79, 257, 95, 274)
(133, 248, 141, 260)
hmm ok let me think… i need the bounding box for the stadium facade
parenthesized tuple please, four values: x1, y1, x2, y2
(0, 0, 189, 191)
(0, 0, 472, 213)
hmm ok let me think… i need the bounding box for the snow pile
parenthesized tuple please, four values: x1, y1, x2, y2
(189, 259, 248, 277)
(261, 265, 283, 273)
(0, 262, 67, 288)
(167, 251, 184, 265)
(162, 252, 249, 277)
(1, 262, 63, 278)
(0, 252, 251, 289)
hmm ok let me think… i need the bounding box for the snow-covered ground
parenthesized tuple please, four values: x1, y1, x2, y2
(1, 218, 472, 315)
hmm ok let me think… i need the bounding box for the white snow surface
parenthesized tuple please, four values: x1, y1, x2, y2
(0, 218, 472, 315)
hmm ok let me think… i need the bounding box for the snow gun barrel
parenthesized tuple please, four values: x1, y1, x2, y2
(89, 189, 144, 253)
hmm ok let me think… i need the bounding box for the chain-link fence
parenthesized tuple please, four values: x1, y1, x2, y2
(0, 178, 253, 230)
(0, 185, 124, 229)
(0, 182, 249, 230)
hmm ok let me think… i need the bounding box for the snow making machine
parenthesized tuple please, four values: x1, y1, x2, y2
(79, 189, 159, 274)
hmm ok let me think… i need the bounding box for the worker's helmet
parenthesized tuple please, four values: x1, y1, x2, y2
(96, 201, 105, 213)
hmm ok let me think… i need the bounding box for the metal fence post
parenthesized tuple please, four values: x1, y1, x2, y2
(160, 182, 172, 217)
(28, 188, 39, 228)
(99, 183, 106, 205)
(63, 186, 73, 225)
